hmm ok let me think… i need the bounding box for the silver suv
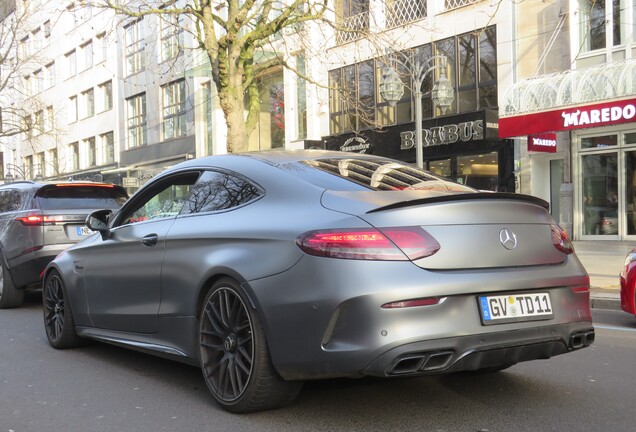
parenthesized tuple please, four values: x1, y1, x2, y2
(0, 181, 128, 308)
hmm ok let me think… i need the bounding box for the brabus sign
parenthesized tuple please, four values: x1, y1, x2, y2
(499, 98, 636, 138)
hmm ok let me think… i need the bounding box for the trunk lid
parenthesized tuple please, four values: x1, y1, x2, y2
(321, 190, 565, 269)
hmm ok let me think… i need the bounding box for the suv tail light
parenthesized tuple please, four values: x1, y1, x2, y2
(551, 224, 574, 255)
(16, 213, 45, 226)
(296, 227, 440, 261)
(15, 213, 64, 226)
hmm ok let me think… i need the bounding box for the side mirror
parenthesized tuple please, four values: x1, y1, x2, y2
(86, 209, 113, 240)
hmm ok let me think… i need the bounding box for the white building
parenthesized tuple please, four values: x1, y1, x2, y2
(502, 0, 636, 241)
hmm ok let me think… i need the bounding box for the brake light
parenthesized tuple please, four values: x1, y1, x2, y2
(551, 224, 574, 255)
(55, 183, 114, 187)
(16, 215, 44, 226)
(15, 214, 65, 226)
(296, 227, 440, 261)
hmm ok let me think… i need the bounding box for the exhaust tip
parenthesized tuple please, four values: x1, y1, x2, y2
(389, 350, 454, 375)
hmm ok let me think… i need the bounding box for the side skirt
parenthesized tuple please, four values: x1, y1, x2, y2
(76, 316, 200, 366)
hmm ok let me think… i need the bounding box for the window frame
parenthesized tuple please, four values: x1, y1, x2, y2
(162, 79, 187, 140)
(124, 19, 145, 76)
(126, 93, 147, 148)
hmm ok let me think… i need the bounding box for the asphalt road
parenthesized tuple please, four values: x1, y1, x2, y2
(1, 294, 635, 432)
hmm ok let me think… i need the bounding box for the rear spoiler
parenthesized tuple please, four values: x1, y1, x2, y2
(367, 192, 549, 214)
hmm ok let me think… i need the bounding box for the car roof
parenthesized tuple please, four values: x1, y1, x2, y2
(174, 150, 388, 171)
(0, 180, 127, 193)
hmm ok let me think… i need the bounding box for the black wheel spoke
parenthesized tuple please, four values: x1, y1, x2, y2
(44, 275, 67, 342)
(200, 285, 255, 403)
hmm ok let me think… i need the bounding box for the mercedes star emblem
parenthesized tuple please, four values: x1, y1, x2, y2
(499, 228, 518, 250)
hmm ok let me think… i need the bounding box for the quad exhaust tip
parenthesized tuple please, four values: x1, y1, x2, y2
(389, 350, 454, 375)
(570, 330, 595, 350)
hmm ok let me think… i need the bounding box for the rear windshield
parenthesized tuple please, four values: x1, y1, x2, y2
(282, 158, 476, 193)
(35, 185, 128, 210)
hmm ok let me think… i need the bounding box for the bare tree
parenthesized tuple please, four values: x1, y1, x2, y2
(0, 0, 38, 140)
(87, 0, 328, 153)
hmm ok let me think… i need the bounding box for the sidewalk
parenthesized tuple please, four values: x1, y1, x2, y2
(573, 240, 635, 311)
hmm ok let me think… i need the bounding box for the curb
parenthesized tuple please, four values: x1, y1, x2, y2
(590, 286, 621, 310)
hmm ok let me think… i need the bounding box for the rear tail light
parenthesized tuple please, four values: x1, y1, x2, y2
(551, 224, 574, 255)
(15, 214, 44, 226)
(296, 227, 440, 261)
(54, 183, 114, 187)
(15, 214, 65, 226)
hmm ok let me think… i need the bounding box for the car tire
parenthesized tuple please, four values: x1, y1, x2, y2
(0, 257, 24, 309)
(42, 270, 83, 349)
(199, 278, 303, 413)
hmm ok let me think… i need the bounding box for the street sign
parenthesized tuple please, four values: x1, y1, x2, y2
(122, 177, 139, 188)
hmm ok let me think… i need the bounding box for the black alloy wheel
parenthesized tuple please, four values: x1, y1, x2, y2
(199, 278, 302, 413)
(43, 271, 82, 349)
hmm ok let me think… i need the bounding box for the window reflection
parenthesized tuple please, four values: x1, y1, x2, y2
(181, 171, 262, 214)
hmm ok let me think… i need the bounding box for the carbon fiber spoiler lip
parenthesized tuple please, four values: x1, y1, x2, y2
(366, 192, 550, 214)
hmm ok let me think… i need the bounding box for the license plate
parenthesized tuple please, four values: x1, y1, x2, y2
(479, 292, 553, 325)
(76, 226, 94, 236)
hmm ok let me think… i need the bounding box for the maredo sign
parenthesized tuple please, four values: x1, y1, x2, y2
(528, 133, 557, 153)
(499, 98, 636, 138)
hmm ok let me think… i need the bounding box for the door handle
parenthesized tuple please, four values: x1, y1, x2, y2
(141, 234, 159, 247)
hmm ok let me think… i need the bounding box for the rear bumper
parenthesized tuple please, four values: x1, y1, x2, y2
(362, 322, 594, 377)
(248, 254, 592, 381)
(8, 244, 70, 288)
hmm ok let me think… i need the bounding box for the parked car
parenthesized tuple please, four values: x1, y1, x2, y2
(620, 249, 636, 316)
(0, 181, 128, 308)
(42, 150, 594, 413)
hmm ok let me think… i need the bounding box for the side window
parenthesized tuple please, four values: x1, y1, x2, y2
(119, 173, 199, 225)
(0, 190, 22, 213)
(180, 170, 262, 215)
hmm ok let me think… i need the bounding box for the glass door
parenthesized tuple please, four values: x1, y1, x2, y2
(581, 153, 618, 236)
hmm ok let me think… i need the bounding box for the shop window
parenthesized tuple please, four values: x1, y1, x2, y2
(457, 151, 499, 191)
(581, 153, 618, 235)
(581, 135, 618, 149)
(249, 71, 286, 150)
(625, 151, 636, 235)
(427, 159, 451, 177)
(296, 56, 308, 140)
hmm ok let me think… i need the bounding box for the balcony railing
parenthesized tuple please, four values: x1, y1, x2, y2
(386, 0, 427, 29)
(336, 11, 370, 45)
(445, 0, 480, 11)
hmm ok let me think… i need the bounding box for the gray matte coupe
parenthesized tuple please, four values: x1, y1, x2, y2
(42, 150, 594, 413)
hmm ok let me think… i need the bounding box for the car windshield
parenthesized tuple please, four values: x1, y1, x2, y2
(35, 185, 128, 210)
(284, 157, 476, 193)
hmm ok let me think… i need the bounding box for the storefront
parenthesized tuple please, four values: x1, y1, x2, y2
(321, 109, 515, 192)
(500, 96, 636, 240)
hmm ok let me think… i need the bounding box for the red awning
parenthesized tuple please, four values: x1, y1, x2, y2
(499, 98, 636, 138)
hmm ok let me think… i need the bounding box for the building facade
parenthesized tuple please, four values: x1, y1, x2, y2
(320, 0, 516, 192)
(8, 0, 631, 244)
(501, 0, 636, 241)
